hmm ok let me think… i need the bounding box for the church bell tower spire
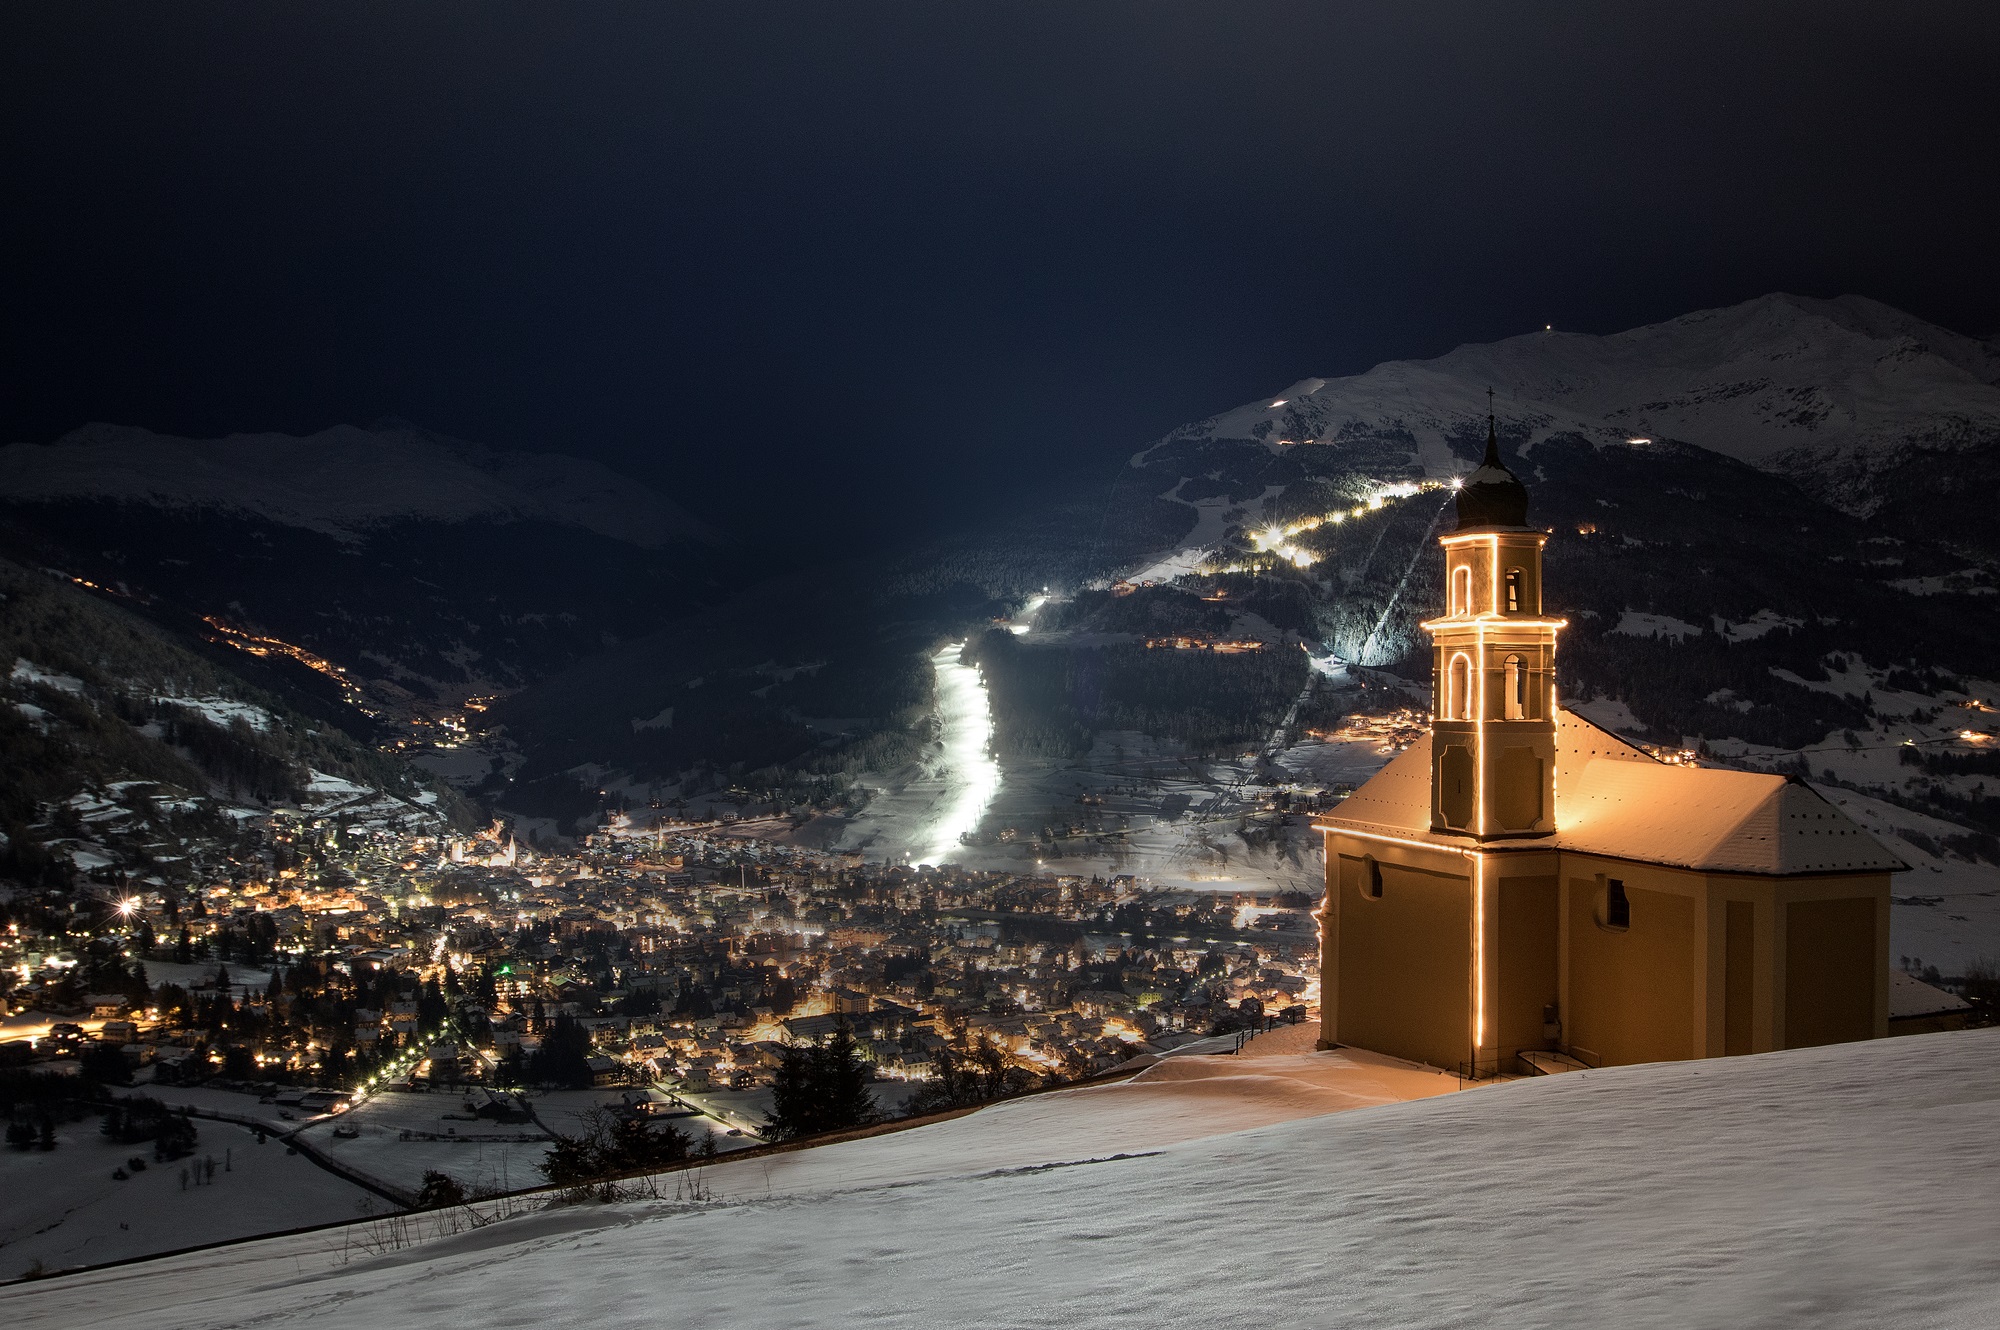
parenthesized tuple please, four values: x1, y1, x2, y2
(1421, 393, 1565, 838)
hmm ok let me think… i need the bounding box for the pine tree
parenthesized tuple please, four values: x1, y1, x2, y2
(417, 1169, 467, 1208)
(764, 1044, 819, 1141)
(816, 1024, 875, 1133)
(764, 1022, 877, 1141)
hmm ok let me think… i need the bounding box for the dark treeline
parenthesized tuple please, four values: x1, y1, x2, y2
(968, 630, 1307, 759)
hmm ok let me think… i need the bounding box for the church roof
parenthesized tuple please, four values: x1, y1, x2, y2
(1454, 413, 1531, 531)
(1320, 710, 1907, 876)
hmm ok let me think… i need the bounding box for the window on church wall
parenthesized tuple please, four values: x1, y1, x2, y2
(1594, 875, 1631, 932)
(1451, 565, 1472, 616)
(1447, 653, 1473, 721)
(1360, 855, 1383, 900)
(1505, 568, 1523, 613)
(1503, 654, 1525, 720)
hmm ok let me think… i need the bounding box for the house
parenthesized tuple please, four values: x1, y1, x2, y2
(470, 1088, 532, 1122)
(1315, 415, 1903, 1076)
(782, 1013, 856, 1042)
(1887, 971, 1973, 1035)
(618, 1087, 676, 1116)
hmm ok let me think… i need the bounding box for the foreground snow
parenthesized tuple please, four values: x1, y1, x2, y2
(9, 1027, 1999, 1328)
(0, 1120, 376, 1277)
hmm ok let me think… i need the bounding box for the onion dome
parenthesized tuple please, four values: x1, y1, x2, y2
(1455, 407, 1530, 530)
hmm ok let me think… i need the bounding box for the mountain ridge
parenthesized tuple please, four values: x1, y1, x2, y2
(1136, 293, 2000, 521)
(0, 420, 714, 549)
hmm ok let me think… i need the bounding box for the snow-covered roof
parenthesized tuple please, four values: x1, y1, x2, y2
(1321, 710, 1907, 876)
(1888, 971, 1972, 1021)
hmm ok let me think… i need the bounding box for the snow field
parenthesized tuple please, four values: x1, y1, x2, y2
(293, 1089, 555, 1197)
(9, 1027, 2000, 1329)
(0, 1120, 376, 1278)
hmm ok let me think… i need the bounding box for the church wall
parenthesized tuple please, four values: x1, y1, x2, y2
(1722, 898, 1758, 1055)
(1564, 870, 1697, 1067)
(1698, 883, 1777, 1057)
(1496, 873, 1559, 1065)
(1332, 847, 1471, 1071)
(1783, 891, 1884, 1047)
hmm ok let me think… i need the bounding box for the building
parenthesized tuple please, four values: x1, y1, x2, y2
(1887, 971, 1973, 1035)
(1315, 412, 1905, 1076)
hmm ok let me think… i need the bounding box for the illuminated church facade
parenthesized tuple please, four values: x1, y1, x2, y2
(1315, 418, 1903, 1076)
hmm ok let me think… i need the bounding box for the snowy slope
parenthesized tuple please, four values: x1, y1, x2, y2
(9, 1026, 2000, 1329)
(0, 421, 711, 547)
(1137, 293, 2000, 512)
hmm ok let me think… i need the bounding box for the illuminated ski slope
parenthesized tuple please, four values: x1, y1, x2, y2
(914, 641, 1002, 865)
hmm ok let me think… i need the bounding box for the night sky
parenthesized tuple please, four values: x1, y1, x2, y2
(4, 4, 1996, 549)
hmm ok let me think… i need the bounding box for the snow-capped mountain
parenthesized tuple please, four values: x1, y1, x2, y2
(1136, 293, 2000, 516)
(0, 420, 713, 547)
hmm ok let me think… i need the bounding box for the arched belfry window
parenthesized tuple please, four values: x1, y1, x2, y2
(1505, 568, 1524, 613)
(1503, 654, 1525, 720)
(1451, 565, 1472, 616)
(1447, 653, 1474, 721)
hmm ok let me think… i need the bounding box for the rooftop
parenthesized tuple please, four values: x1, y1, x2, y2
(1318, 710, 1908, 876)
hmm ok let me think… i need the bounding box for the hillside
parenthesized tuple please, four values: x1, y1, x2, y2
(8, 296, 1997, 885)
(0, 559, 469, 890)
(1069, 295, 2000, 839)
(0, 423, 728, 730)
(6, 1026, 1997, 1328)
(479, 297, 2000, 886)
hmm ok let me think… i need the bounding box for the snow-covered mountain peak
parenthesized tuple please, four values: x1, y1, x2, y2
(0, 421, 714, 548)
(1137, 293, 2000, 511)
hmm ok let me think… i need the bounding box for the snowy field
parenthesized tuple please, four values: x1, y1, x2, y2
(141, 1085, 314, 1133)
(0, 1119, 375, 1279)
(1831, 787, 2000, 974)
(135, 960, 274, 993)
(7, 1026, 1999, 1328)
(293, 1089, 555, 1197)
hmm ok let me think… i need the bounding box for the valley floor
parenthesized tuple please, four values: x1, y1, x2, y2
(8, 1026, 1999, 1329)
(0, 1118, 377, 1278)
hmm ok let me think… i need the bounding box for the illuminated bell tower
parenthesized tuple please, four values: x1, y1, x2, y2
(1422, 400, 1564, 839)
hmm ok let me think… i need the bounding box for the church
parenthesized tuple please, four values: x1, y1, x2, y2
(1314, 416, 1904, 1077)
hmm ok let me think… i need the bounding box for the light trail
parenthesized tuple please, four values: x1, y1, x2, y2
(915, 642, 1003, 866)
(1355, 492, 1454, 665)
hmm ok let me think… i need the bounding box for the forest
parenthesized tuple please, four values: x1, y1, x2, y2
(966, 629, 1307, 760)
